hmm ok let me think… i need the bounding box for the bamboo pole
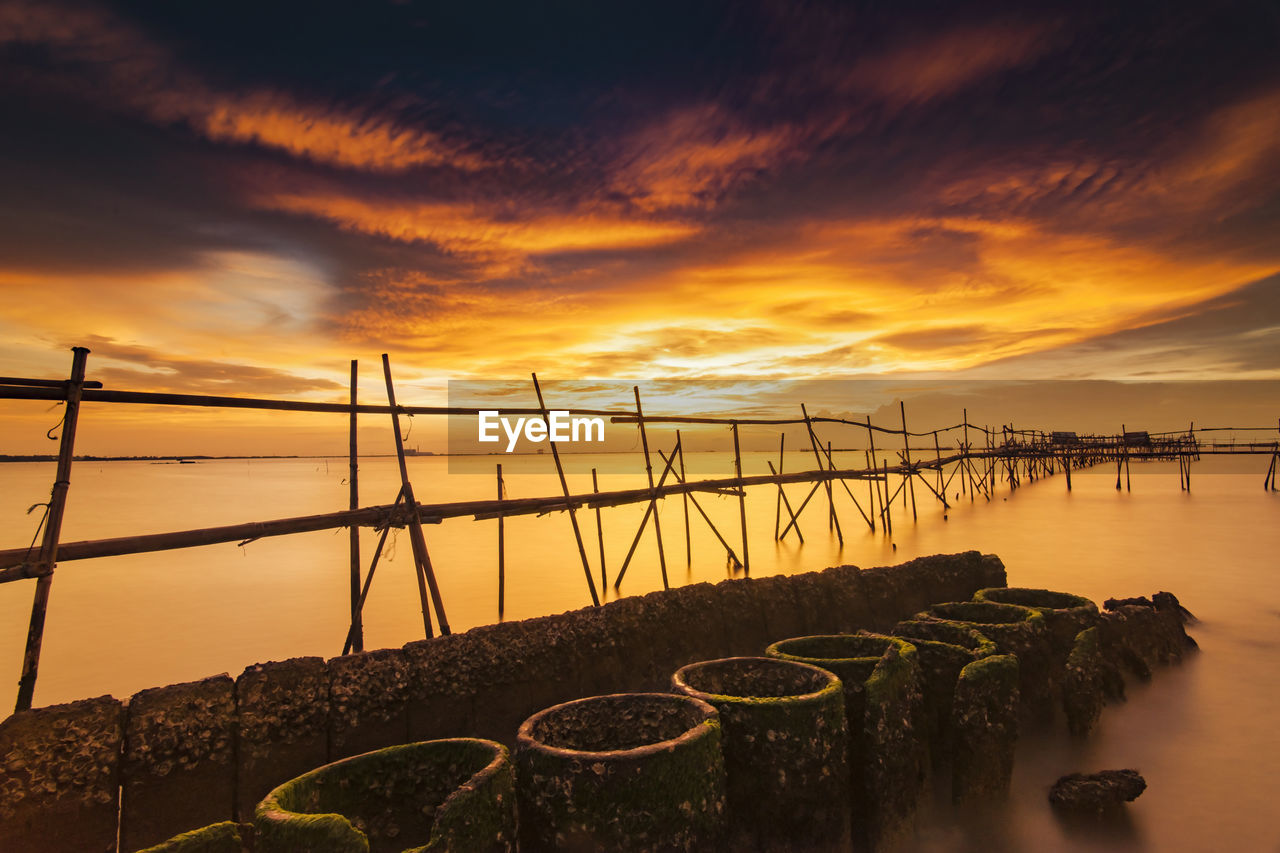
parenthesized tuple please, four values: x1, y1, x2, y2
(864, 450, 878, 532)
(497, 464, 506, 618)
(867, 416, 887, 525)
(813, 439, 874, 531)
(774, 433, 784, 540)
(614, 440, 680, 589)
(0, 462, 899, 576)
(343, 487, 404, 655)
(633, 387, 669, 589)
(677, 431, 691, 563)
(15, 346, 89, 712)
(801, 404, 842, 544)
(962, 410, 974, 501)
(592, 468, 606, 589)
(383, 354, 448, 637)
(881, 458, 893, 535)
(900, 402, 918, 521)
(779, 482, 823, 540)
(348, 360, 363, 653)
(767, 460, 804, 542)
(658, 448, 743, 568)
(732, 423, 750, 574)
(531, 373, 601, 607)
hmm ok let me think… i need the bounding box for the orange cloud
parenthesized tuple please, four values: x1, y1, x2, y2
(264, 192, 698, 256)
(0, 0, 482, 173)
(609, 105, 803, 211)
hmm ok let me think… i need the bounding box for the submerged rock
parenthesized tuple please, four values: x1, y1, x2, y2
(1049, 769, 1146, 812)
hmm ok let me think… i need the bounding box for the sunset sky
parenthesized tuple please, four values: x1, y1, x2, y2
(1, 0, 1277, 454)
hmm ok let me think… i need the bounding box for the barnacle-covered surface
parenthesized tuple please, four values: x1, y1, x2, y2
(673, 656, 850, 852)
(918, 601, 1055, 721)
(974, 587, 1100, 661)
(891, 620, 997, 761)
(255, 738, 514, 853)
(235, 656, 329, 820)
(328, 649, 412, 760)
(951, 653, 1020, 804)
(121, 675, 236, 851)
(515, 693, 726, 851)
(1099, 597, 1197, 677)
(0, 694, 123, 853)
(860, 639, 928, 853)
(1062, 627, 1106, 737)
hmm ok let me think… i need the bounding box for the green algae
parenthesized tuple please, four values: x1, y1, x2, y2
(255, 739, 515, 853)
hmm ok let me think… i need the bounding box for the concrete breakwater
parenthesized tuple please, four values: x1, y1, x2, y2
(1, 551, 1006, 852)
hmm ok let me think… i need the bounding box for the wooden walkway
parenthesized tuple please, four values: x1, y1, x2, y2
(3, 347, 1277, 710)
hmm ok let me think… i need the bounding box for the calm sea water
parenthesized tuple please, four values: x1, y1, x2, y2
(1, 453, 1278, 850)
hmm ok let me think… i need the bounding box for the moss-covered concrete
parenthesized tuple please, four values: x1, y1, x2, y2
(134, 821, 246, 853)
(255, 738, 515, 853)
(764, 633, 928, 850)
(121, 674, 237, 851)
(235, 656, 329, 821)
(514, 693, 725, 851)
(951, 653, 1019, 804)
(672, 656, 850, 852)
(1062, 627, 1105, 737)
(974, 587, 1100, 662)
(890, 620, 996, 763)
(0, 694, 123, 853)
(918, 601, 1055, 722)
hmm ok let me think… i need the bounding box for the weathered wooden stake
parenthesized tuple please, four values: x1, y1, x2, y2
(497, 464, 506, 617)
(348, 359, 363, 653)
(591, 468, 606, 589)
(531, 373, 601, 607)
(774, 433, 784, 540)
(343, 487, 405, 654)
(801, 405, 842, 544)
(633, 387, 669, 589)
(677, 431, 691, 562)
(383, 354, 449, 637)
(658, 448, 743, 568)
(900, 401, 918, 521)
(15, 346, 89, 712)
(732, 423, 750, 574)
(767, 460, 804, 542)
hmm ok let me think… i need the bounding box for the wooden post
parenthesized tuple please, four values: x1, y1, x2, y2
(732, 423, 750, 574)
(881, 458, 894, 535)
(15, 346, 89, 712)
(864, 449, 877, 532)
(633, 387, 669, 589)
(657, 448, 742, 568)
(347, 360, 363, 652)
(531, 373, 601, 606)
(932, 431, 945, 497)
(344, 488, 404, 654)
(677, 430, 691, 563)
(614, 437, 680, 588)
(497, 464, 506, 618)
(592, 468, 607, 589)
(382, 354, 449, 637)
(900, 401, 918, 521)
(801, 404, 842, 544)
(767, 460, 804, 542)
(774, 433, 784, 540)
(866, 417, 885, 524)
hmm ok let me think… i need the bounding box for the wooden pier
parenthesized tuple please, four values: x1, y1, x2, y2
(2, 348, 1277, 711)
